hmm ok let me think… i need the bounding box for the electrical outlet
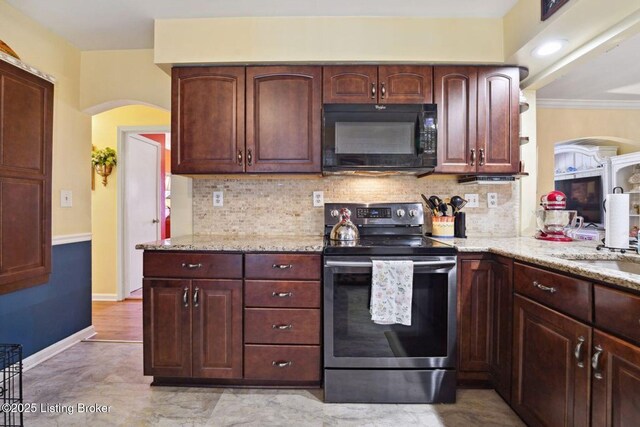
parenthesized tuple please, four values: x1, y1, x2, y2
(212, 191, 223, 207)
(60, 190, 73, 208)
(487, 193, 498, 208)
(313, 191, 324, 207)
(465, 194, 479, 208)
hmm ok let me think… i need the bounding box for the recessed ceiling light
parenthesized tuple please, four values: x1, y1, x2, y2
(532, 40, 568, 57)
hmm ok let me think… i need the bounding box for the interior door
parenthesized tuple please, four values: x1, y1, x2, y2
(124, 133, 161, 297)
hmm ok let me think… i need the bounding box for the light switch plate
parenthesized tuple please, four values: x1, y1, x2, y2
(465, 194, 479, 208)
(212, 191, 223, 207)
(488, 193, 498, 208)
(60, 190, 73, 208)
(313, 191, 324, 207)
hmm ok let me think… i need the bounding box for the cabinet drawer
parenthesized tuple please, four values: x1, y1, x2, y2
(245, 254, 321, 280)
(595, 285, 640, 344)
(143, 252, 242, 279)
(244, 308, 320, 344)
(245, 280, 320, 308)
(514, 263, 592, 322)
(244, 345, 320, 381)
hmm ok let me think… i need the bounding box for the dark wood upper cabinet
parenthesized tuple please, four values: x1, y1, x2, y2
(323, 65, 432, 104)
(512, 295, 591, 427)
(434, 67, 477, 174)
(591, 329, 640, 427)
(192, 280, 243, 379)
(246, 66, 322, 173)
(378, 66, 433, 104)
(172, 67, 245, 174)
(323, 65, 377, 104)
(477, 67, 520, 174)
(0, 60, 53, 294)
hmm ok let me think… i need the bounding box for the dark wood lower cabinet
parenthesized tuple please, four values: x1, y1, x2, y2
(591, 330, 640, 427)
(489, 256, 513, 403)
(143, 278, 243, 379)
(512, 295, 591, 427)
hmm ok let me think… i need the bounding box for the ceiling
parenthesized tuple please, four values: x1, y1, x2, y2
(537, 31, 640, 102)
(6, 0, 518, 50)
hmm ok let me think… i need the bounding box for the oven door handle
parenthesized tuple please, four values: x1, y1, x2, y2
(325, 260, 456, 268)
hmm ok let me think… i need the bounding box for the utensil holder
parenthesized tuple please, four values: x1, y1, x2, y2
(432, 216, 455, 238)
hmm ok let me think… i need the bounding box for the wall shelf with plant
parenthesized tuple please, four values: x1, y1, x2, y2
(92, 147, 117, 186)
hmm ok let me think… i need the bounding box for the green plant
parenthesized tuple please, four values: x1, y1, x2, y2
(91, 147, 117, 167)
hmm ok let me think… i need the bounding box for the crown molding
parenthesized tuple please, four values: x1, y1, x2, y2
(537, 98, 640, 110)
(0, 51, 56, 83)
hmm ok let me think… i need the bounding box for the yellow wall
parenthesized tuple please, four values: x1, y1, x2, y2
(80, 49, 171, 113)
(0, 0, 91, 237)
(537, 108, 640, 198)
(91, 105, 170, 296)
(154, 17, 504, 65)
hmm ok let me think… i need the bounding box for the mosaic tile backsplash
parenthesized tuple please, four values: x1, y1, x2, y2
(192, 176, 520, 237)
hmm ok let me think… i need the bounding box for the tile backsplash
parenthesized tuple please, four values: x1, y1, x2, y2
(192, 176, 520, 237)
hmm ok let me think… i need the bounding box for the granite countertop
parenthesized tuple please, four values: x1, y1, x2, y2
(430, 236, 640, 292)
(135, 234, 325, 253)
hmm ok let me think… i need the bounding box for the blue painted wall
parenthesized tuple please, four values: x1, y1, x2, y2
(0, 241, 92, 358)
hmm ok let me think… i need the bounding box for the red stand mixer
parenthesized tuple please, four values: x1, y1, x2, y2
(535, 190, 584, 242)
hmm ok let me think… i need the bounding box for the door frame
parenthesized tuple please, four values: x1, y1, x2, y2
(116, 126, 170, 301)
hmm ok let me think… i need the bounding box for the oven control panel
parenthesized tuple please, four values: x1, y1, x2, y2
(325, 203, 424, 227)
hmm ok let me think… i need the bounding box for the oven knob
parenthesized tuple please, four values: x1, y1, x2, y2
(396, 209, 406, 218)
(409, 209, 419, 218)
(330, 209, 340, 218)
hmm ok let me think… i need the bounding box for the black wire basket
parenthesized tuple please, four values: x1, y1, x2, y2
(1, 344, 23, 427)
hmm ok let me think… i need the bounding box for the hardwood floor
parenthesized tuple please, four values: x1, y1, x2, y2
(88, 299, 143, 342)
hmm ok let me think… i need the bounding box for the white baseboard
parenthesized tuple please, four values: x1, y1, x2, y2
(92, 293, 118, 301)
(52, 233, 92, 246)
(23, 326, 96, 371)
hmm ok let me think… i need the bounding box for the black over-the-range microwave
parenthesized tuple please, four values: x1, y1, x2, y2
(322, 104, 437, 175)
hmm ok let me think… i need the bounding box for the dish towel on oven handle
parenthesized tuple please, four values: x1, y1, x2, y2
(370, 260, 414, 326)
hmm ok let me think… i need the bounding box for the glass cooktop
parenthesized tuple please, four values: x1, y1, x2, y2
(323, 235, 456, 255)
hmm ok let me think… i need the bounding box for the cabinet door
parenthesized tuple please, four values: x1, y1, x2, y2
(591, 330, 640, 427)
(458, 256, 493, 374)
(143, 279, 192, 377)
(512, 295, 591, 427)
(434, 67, 477, 174)
(192, 280, 243, 379)
(477, 67, 520, 174)
(172, 67, 245, 174)
(378, 65, 433, 104)
(322, 65, 378, 104)
(246, 66, 321, 173)
(490, 256, 513, 403)
(0, 63, 52, 293)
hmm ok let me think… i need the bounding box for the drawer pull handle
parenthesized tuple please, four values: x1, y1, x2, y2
(193, 287, 199, 307)
(592, 345, 604, 380)
(272, 324, 293, 330)
(272, 360, 292, 368)
(272, 291, 293, 298)
(533, 280, 556, 294)
(574, 336, 585, 368)
(272, 264, 293, 270)
(182, 263, 202, 269)
(183, 287, 189, 308)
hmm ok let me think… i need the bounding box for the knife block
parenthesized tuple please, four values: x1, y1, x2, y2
(454, 212, 467, 238)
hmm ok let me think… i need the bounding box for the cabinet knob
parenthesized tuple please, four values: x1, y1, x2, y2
(237, 150, 243, 165)
(193, 287, 199, 307)
(380, 82, 386, 99)
(272, 361, 292, 368)
(183, 287, 189, 308)
(272, 291, 293, 298)
(533, 280, 556, 294)
(182, 263, 202, 269)
(371, 83, 376, 99)
(479, 148, 485, 166)
(574, 336, 585, 368)
(592, 345, 604, 380)
(272, 324, 293, 330)
(272, 264, 293, 270)
(470, 149, 476, 166)
(247, 149, 253, 166)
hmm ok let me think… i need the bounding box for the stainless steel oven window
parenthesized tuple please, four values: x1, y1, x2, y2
(335, 122, 415, 154)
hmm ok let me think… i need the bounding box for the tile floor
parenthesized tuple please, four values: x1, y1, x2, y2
(22, 342, 524, 426)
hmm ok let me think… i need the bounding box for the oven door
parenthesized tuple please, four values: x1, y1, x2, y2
(323, 255, 457, 369)
(322, 104, 437, 172)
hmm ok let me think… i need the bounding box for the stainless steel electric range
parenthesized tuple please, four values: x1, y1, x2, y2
(323, 202, 458, 403)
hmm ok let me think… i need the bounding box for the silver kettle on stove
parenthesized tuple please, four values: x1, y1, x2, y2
(330, 208, 359, 241)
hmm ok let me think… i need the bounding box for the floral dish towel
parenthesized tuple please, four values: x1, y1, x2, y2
(370, 260, 414, 326)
